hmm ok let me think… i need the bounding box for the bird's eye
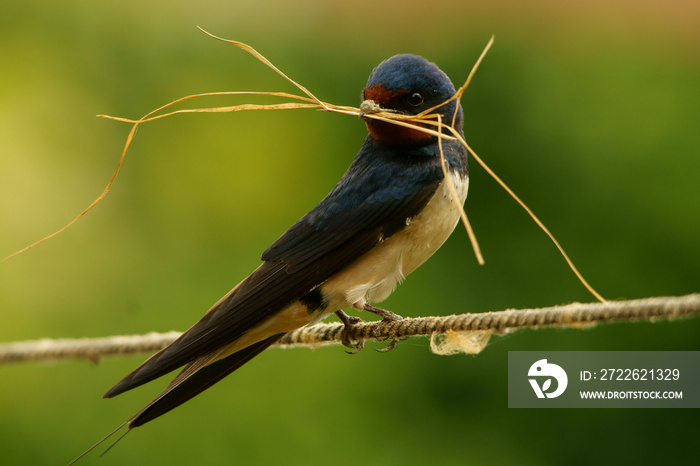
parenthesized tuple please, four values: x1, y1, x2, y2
(407, 92, 424, 107)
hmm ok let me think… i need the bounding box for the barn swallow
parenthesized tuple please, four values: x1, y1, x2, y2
(103, 54, 469, 427)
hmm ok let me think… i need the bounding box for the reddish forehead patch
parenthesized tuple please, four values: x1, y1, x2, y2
(363, 84, 409, 105)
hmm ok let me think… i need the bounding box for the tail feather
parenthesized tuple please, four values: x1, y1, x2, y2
(128, 333, 284, 427)
(103, 275, 253, 399)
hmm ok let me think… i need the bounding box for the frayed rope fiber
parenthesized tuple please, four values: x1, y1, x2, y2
(430, 330, 493, 356)
(1, 294, 698, 364)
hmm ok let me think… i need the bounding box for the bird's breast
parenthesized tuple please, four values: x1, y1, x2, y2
(319, 170, 469, 313)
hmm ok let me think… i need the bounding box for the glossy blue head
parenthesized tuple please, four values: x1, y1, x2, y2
(361, 54, 463, 148)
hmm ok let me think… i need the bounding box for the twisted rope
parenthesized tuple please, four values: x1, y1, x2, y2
(1, 294, 698, 364)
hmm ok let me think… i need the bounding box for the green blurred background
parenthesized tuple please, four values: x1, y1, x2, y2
(1, 0, 699, 464)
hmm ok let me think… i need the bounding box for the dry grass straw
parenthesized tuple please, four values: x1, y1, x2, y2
(3, 29, 604, 302)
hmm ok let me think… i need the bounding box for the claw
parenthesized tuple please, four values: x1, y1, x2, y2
(375, 338, 401, 353)
(362, 303, 404, 352)
(335, 310, 365, 353)
(336, 305, 405, 353)
(345, 340, 365, 355)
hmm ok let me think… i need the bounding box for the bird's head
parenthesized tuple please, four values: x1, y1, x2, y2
(360, 54, 462, 148)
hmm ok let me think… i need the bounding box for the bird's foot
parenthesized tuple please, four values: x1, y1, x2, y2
(335, 310, 365, 354)
(362, 303, 404, 352)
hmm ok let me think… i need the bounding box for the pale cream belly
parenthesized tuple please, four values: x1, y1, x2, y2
(215, 171, 468, 360)
(319, 171, 469, 314)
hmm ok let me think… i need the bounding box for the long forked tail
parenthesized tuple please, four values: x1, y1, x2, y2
(130, 333, 284, 427)
(68, 333, 284, 465)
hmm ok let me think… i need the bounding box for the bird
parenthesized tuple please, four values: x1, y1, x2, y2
(103, 53, 469, 428)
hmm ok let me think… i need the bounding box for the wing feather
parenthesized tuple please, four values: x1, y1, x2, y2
(105, 141, 445, 399)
